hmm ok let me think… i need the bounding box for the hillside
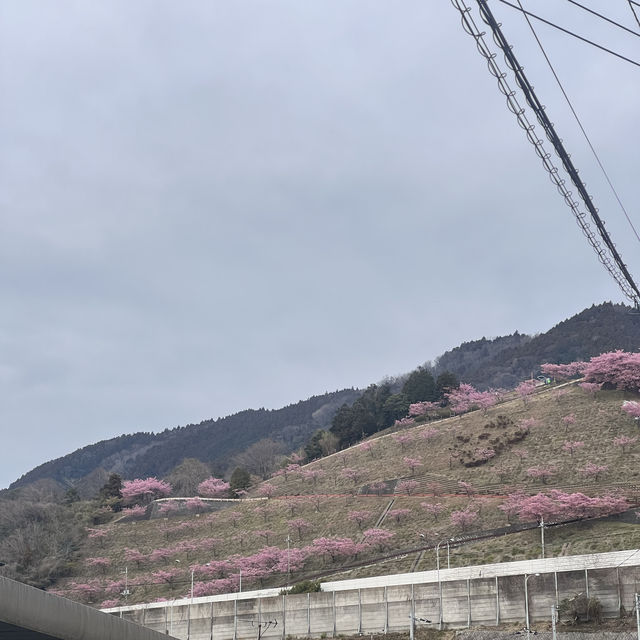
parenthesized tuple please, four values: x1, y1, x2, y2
(9, 389, 361, 491)
(434, 302, 640, 389)
(43, 379, 640, 608)
(10, 302, 639, 494)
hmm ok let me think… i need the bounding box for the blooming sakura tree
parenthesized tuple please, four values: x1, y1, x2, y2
(86, 528, 108, 547)
(359, 442, 374, 457)
(394, 417, 415, 429)
(121, 478, 172, 505)
(287, 518, 312, 540)
(474, 448, 496, 462)
(518, 417, 538, 431)
(450, 507, 478, 531)
(562, 441, 584, 457)
(578, 382, 602, 397)
(388, 508, 411, 523)
(420, 427, 439, 440)
(402, 457, 423, 475)
(340, 467, 360, 484)
(562, 413, 576, 433)
(540, 362, 585, 381)
(580, 462, 608, 482)
(124, 548, 146, 567)
(254, 529, 274, 544)
(409, 401, 440, 416)
(197, 477, 230, 498)
(257, 483, 276, 498)
(369, 481, 388, 495)
(553, 388, 568, 402)
(186, 497, 206, 512)
(363, 528, 394, 550)
(516, 380, 537, 406)
(85, 557, 111, 574)
(614, 435, 638, 453)
(583, 350, 640, 392)
(458, 480, 475, 497)
(121, 505, 147, 518)
(512, 448, 528, 465)
(622, 401, 640, 420)
(527, 466, 556, 484)
(347, 510, 373, 530)
(507, 490, 628, 523)
(445, 383, 495, 415)
(152, 569, 181, 589)
(421, 502, 445, 521)
(301, 469, 325, 486)
(397, 479, 419, 495)
(158, 501, 180, 515)
(392, 433, 414, 450)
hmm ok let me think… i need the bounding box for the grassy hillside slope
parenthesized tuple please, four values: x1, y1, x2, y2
(50, 381, 640, 608)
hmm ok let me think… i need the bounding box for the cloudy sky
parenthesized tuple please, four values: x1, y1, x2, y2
(1, 1, 639, 489)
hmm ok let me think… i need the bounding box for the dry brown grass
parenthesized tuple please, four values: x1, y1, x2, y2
(56, 383, 640, 606)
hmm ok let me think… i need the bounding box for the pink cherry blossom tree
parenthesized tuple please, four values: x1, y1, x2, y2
(363, 528, 395, 550)
(121, 477, 172, 505)
(516, 380, 537, 406)
(562, 413, 576, 433)
(458, 480, 475, 497)
(402, 456, 423, 475)
(340, 467, 360, 485)
(512, 448, 528, 466)
(420, 427, 439, 441)
(396, 479, 419, 495)
(392, 433, 414, 450)
(301, 469, 325, 486)
(527, 466, 556, 484)
(359, 442, 374, 457)
(578, 382, 602, 397)
(409, 401, 440, 416)
(622, 401, 640, 420)
(369, 481, 388, 496)
(388, 508, 411, 524)
(580, 462, 608, 482)
(257, 483, 276, 498)
(198, 477, 230, 498)
(583, 350, 640, 392)
(421, 502, 445, 521)
(614, 435, 638, 453)
(450, 507, 478, 531)
(561, 441, 584, 457)
(347, 510, 373, 530)
(287, 518, 312, 540)
(540, 362, 585, 381)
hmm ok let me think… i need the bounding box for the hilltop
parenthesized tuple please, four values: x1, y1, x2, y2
(8, 302, 639, 494)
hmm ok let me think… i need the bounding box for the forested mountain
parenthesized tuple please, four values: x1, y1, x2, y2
(9, 302, 639, 492)
(434, 302, 640, 390)
(9, 390, 361, 490)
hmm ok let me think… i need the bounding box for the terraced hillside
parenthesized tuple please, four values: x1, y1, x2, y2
(51, 381, 640, 609)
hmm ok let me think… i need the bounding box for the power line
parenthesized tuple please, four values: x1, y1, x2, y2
(450, 0, 640, 305)
(516, 0, 640, 246)
(629, 0, 640, 30)
(496, 0, 640, 68)
(564, 0, 640, 38)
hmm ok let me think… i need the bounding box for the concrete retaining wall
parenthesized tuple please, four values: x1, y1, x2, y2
(107, 550, 640, 640)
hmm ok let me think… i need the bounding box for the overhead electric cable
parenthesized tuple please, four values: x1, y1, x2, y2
(629, 0, 640, 30)
(564, 0, 640, 38)
(449, 0, 640, 305)
(497, 0, 640, 68)
(516, 0, 640, 245)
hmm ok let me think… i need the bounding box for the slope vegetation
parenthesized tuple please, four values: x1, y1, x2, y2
(50, 380, 640, 608)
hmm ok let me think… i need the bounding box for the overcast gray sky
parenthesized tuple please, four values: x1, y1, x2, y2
(1, 1, 639, 489)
